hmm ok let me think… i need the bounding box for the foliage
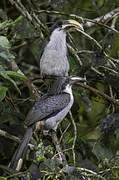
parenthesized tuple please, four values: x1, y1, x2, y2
(0, 0, 119, 179)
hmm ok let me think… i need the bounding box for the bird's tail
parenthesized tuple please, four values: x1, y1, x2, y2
(9, 126, 33, 171)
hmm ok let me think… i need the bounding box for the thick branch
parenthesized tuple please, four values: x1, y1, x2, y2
(77, 82, 119, 106)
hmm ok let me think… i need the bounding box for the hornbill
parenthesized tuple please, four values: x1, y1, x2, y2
(9, 76, 86, 171)
(40, 20, 84, 78)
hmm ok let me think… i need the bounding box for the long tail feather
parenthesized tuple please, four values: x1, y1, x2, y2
(9, 126, 33, 171)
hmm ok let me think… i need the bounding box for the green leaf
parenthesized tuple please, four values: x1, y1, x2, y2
(92, 143, 113, 161)
(0, 36, 10, 50)
(0, 52, 8, 60)
(0, 36, 15, 62)
(0, 86, 8, 101)
(0, 51, 15, 61)
(0, 177, 7, 180)
(0, 21, 8, 30)
(0, 66, 20, 94)
(6, 71, 28, 80)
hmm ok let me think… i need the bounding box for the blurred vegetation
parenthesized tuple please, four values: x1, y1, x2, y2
(0, 0, 119, 179)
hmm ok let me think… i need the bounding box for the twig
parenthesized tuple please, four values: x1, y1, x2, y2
(84, 7, 119, 28)
(68, 32, 83, 66)
(69, 111, 77, 166)
(7, 170, 28, 179)
(36, 10, 83, 22)
(100, 66, 119, 75)
(11, 60, 39, 100)
(68, 44, 83, 66)
(0, 129, 20, 143)
(111, 15, 118, 29)
(91, 66, 104, 76)
(78, 50, 119, 64)
(37, 9, 119, 32)
(59, 123, 71, 143)
(78, 50, 94, 54)
(69, 34, 119, 65)
(8, 0, 46, 38)
(75, 28, 103, 51)
(109, 85, 115, 113)
(30, 74, 119, 106)
(9, 0, 32, 21)
(75, 167, 105, 180)
(77, 82, 119, 106)
(0, 129, 34, 150)
(52, 148, 72, 160)
(74, 28, 118, 68)
(99, 166, 119, 174)
(51, 131, 68, 166)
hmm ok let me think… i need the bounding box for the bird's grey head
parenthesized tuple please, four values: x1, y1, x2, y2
(49, 76, 86, 95)
(48, 19, 84, 48)
(50, 19, 84, 33)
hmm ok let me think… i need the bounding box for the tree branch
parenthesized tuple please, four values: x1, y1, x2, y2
(31, 75, 119, 106)
(77, 82, 119, 106)
(8, 0, 46, 37)
(0, 129, 20, 143)
(36, 8, 119, 32)
(69, 111, 77, 166)
(11, 60, 39, 100)
(51, 131, 68, 166)
(85, 7, 119, 27)
(0, 129, 34, 150)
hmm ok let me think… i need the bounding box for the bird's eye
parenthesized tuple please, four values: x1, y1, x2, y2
(57, 21, 63, 27)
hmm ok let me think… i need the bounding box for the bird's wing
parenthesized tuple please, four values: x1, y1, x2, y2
(25, 93, 70, 127)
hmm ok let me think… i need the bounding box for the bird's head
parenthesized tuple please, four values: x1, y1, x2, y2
(49, 76, 86, 95)
(51, 19, 84, 32)
(62, 76, 86, 93)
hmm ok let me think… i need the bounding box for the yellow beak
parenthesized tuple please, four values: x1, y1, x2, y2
(62, 19, 84, 31)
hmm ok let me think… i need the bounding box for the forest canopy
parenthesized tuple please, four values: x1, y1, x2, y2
(0, 0, 119, 179)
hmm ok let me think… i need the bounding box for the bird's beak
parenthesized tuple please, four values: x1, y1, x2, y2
(70, 76, 87, 85)
(62, 19, 84, 31)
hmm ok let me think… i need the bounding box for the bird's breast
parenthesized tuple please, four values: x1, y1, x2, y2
(40, 49, 69, 76)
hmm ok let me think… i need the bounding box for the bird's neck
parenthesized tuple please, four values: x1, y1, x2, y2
(48, 78, 67, 95)
(48, 28, 67, 51)
(63, 85, 74, 101)
(63, 85, 72, 95)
